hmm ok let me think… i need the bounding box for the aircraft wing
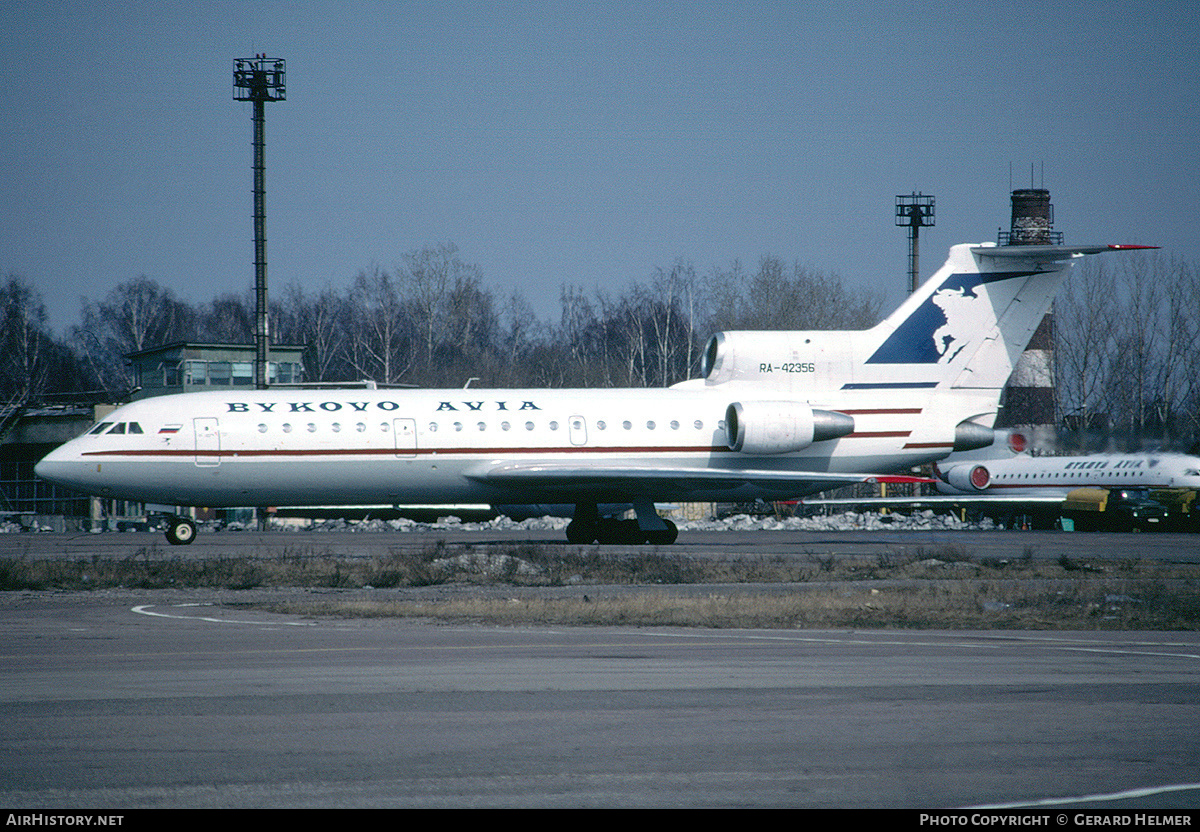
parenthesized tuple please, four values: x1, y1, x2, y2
(802, 492, 1069, 508)
(467, 462, 894, 495)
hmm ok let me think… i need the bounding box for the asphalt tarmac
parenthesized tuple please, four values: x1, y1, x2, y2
(2, 527, 1199, 809)
(1, 586, 1199, 809)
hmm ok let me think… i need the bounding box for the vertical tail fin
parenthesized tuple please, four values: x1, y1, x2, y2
(862, 243, 1131, 390)
(697, 243, 1153, 404)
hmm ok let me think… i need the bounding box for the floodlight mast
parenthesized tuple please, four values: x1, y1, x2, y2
(895, 193, 935, 295)
(232, 55, 286, 390)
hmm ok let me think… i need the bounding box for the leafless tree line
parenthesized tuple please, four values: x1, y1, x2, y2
(1054, 252, 1200, 451)
(3, 245, 881, 405)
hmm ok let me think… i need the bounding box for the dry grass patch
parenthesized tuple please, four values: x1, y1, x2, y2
(263, 577, 1200, 630)
(4, 539, 1199, 630)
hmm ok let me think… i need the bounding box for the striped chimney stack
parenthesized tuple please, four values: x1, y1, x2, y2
(994, 188, 1059, 448)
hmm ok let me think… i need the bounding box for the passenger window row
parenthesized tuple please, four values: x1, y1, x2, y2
(250, 419, 715, 435)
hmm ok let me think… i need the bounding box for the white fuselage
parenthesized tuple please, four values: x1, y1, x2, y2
(36, 384, 955, 508)
(935, 453, 1200, 498)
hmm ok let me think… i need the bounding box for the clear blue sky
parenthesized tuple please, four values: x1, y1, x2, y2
(3, 0, 1195, 334)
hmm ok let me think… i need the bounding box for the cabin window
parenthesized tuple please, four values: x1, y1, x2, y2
(549, 421, 559, 431)
(596, 420, 607, 430)
(332, 423, 341, 433)
(525, 421, 535, 431)
(694, 420, 703, 430)
(622, 421, 632, 430)
(356, 423, 366, 432)
(670, 420, 679, 430)
(646, 421, 656, 430)
(428, 423, 438, 432)
(453, 422, 463, 432)
(501, 421, 511, 431)
(282, 423, 292, 433)
(258, 424, 268, 433)
(477, 422, 486, 431)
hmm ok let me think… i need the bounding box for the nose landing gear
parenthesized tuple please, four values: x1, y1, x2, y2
(164, 517, 197, 546)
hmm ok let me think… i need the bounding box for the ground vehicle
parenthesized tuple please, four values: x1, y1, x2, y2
(1062, 487, 1168, 532)
(1150, 488, 1200, 532)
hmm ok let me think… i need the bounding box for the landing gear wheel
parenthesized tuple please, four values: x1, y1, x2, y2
(595, 519, 644, 544)
(565, 519, 597, 544)
(166, 518, 197, 546)
(645, 520, 678, 545)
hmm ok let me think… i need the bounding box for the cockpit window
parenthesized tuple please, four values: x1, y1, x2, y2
(86, 421, 144, 436)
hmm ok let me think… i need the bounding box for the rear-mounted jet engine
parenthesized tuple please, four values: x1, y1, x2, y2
(725, 401, 855, 454)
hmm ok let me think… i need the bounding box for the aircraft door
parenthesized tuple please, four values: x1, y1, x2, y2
(194, 417, 219, 467)
(393, 418, 417, 457)
(569, 415, 588, 446)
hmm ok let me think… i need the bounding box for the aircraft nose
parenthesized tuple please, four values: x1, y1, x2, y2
(35, 444, 87, 491)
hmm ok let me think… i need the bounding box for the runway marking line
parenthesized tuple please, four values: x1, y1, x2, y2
(963, 781, 1200, 809)
(633, 629, 1200, 659)
(125, 607, 1200, 660)
(131, 603, 314, 626)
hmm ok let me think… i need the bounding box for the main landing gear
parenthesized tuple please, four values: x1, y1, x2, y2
(564, 500, 679, 545)
(164, 516, 197, 546)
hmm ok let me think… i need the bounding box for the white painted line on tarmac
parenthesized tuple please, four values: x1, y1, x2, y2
(963, 781, 1200, 809)
(131, 603, 314, 626)
(633, 628, 1200, 658)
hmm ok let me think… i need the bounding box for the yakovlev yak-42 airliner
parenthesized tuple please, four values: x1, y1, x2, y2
(37, 241, 1153, 545)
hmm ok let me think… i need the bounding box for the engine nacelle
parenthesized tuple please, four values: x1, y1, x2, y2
(725, 401, 855, 454)
(953, 420, 995, 452)
(941, 463, 992, 492)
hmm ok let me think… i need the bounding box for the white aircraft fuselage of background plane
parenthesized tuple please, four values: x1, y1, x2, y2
(934, 450, 1200, 499)
(36, 242, 1151, 544)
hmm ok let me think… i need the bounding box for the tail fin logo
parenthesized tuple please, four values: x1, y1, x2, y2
(867, 271, 1036, 364)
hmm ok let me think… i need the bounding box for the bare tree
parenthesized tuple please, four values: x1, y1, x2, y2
(77, 276, 193, 390)
(198, 292, 254, 343)
(1, 274, 50, 402)
(2, 274, 89, 404)
(344, 266, 414, 385)
(1054, 258, 1118, 444)
(276, 281, 349, 383)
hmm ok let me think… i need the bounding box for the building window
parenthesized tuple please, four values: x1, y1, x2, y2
(185, 360, 207, 386)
